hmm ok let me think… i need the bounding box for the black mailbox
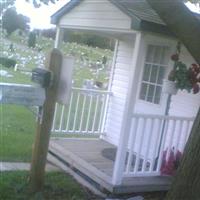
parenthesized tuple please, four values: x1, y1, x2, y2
(32, 68, 52, 88)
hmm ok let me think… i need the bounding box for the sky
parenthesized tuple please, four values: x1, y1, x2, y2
(15, 0, 70, 30)
(15, 0, 200, 30)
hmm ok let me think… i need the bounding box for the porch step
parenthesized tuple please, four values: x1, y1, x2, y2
(47, 153, 107, 198)
(48, 139, 114, 194)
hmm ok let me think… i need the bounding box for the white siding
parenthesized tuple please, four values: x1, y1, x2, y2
(59, 0, 131, 30)
(104, 39, 134, 146)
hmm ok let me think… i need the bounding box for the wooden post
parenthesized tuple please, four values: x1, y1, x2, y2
(29, 49, 62, 192)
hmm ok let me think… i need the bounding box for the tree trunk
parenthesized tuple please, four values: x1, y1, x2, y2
(146, 0, 200, 199)
(146, 0, 200, 64)
(165, 108, 200, 199)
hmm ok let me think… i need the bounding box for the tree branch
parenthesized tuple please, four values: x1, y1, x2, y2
(146, 0, 200, 64)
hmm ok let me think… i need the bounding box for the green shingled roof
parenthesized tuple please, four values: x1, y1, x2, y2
(110, 0, 165, 25)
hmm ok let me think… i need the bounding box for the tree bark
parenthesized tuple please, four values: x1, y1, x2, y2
(146, 0, 200, 64)
(165, 108, 200, 200)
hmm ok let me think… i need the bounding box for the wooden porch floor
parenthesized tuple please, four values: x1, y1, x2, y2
(48, 138, 172, 194)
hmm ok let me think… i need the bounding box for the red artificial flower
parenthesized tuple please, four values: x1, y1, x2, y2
(171, 54, 179, 62)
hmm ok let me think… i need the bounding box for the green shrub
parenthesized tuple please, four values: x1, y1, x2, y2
(0, 57, 17, 68)
(28, 31, 36, 48)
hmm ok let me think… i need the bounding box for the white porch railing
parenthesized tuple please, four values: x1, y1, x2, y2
(123, 113, 194, 177)
(51, 87, 112, 135)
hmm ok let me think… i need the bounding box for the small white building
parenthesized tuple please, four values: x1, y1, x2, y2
(49, 0, 200, 195)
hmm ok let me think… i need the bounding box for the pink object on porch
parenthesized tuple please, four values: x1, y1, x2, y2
(160, 148, 182, 176)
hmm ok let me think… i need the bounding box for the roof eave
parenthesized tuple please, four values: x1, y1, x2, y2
(51, 0, 82, 25)
(138, 21, 175, 37)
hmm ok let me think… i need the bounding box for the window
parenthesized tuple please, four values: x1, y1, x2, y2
(139, 45, 169, 104)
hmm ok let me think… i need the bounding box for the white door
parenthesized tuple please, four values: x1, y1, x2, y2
(134, 44, 171, 115)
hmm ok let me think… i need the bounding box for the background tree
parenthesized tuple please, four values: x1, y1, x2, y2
(2, 7, 19, 36)
(25, 0, 59, 8)
(17, 14, 30, 32)
(2, 7, 30, 36)
(0, 0, 15, 15)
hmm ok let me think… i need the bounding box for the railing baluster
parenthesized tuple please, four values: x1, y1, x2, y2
(85, 95, 93, 133)
(92, 95, 100, 133)
(174, 120, 183, 153)
(166, 119, 176, 161)
(98, 94, 106, 133)
(183, 120, 191, 146)
(134, 118, 147, 173)
(79, 95, 86, 132)
(72, 93, 81, 132)
(142, 118, 154, 172)
(126, 117, 139, 173)
(65, 92, 74, 131)
(58, 105, 65, 132)
(149, 118, 162, 172)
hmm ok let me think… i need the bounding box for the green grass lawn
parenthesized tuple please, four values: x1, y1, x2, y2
(0, 171, 165, 199)
(0, 105, 35, 162)
(0, 64, 38, 162)
(0, 171, 96, 200)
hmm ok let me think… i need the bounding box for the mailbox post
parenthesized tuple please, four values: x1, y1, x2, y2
(29, 49, 63, 192)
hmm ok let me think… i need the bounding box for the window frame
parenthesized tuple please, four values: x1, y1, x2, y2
(138, 43, 171, 105)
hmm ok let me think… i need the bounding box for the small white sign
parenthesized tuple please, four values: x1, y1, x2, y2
(57, 56, 74, 105)
(0, 83, 45, 106)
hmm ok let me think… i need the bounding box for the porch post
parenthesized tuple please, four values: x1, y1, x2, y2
(112, 32, 142, 185)
(54, 26, 64, 48)
(100, 39, 119, 135)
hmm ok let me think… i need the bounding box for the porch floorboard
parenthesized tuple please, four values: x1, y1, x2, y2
(48, 138, 173, 194)
(50, 138, 115, 176)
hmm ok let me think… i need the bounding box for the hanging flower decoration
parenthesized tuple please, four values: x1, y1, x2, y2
(168, 42, 200, 94)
